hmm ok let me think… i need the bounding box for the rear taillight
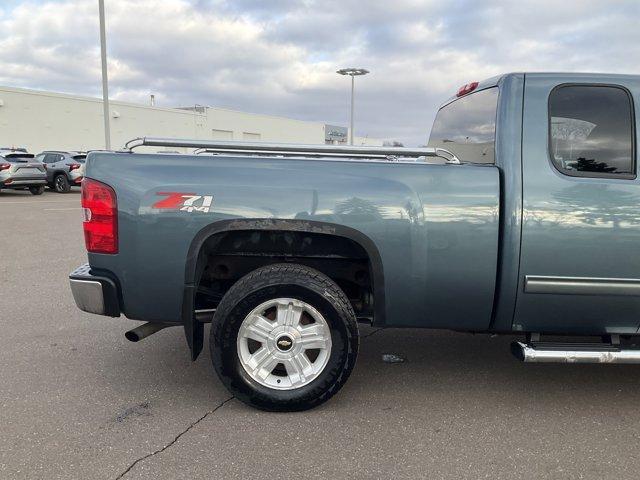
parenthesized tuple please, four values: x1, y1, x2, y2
(0, 163, 10, 171)
(81, 178, 118, 254)
(68, 163, 81, 171)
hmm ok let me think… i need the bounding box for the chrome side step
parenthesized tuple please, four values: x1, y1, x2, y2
(511, 341, 640, 364)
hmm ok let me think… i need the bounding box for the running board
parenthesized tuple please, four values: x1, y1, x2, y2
(511, 341, 640, 364)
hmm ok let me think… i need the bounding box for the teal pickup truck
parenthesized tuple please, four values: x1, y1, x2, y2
(70, 73, 640, 411)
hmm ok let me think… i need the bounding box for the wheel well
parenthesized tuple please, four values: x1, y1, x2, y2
(194, 229, 375, 320)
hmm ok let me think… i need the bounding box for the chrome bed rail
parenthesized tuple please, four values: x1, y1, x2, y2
(123, 136, 461, 164)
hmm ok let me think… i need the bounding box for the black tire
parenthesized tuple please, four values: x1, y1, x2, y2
(29, 186, 45, 195)
(210, 263, 359, 411)
(53, 174, 70, 193)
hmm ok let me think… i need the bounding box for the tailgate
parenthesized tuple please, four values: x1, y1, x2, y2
(10, 161, 46, 177)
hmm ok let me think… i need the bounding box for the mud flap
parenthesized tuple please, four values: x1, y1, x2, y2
(182, 285, 204, 361)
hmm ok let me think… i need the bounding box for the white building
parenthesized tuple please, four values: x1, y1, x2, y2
(0, 85, 383, 153)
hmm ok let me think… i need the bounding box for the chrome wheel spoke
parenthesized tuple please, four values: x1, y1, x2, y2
(299, 324, 330, 350)
(248, 347, 278, 380)
(283, 353, 312, 386)
(276, 301, 303, 327)
(242, 315, 273, 342)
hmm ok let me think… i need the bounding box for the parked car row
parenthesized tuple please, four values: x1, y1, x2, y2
(0, 148, 86, 194)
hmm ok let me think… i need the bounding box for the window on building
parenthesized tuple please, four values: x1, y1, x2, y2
(549, 85, 634, 178)
(211, 129, 234, 140)
(428, 87, 498, 164)
(242, 132, 261, 141)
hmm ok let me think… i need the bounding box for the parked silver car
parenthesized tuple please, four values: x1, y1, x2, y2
(35, 151, 86, 193)
(0, 149, 47, 195)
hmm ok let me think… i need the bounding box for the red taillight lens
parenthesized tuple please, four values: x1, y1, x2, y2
(0, 163, 10, 171)
(81, 178, 118, 254)
(456, 81, 479, 97)
(68, 163, 81, 171)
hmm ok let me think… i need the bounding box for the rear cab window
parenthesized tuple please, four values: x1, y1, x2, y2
(548, 85, 635, 178)
(428, 87, 499, 164)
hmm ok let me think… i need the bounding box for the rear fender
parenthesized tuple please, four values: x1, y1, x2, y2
(182, 218, 385, 360)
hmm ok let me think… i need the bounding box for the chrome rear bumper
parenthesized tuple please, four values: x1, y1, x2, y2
(69, 263, 121, 317)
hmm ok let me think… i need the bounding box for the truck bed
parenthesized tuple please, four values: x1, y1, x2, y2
(86, 151, 500, 330)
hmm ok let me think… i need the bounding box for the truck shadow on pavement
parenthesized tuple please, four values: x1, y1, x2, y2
(351, 328, 640, 402)
(104, 324, 640, 413)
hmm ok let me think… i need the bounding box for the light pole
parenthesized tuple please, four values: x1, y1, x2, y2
(337, 68, 369, 145)
(98, 0, 111, 150)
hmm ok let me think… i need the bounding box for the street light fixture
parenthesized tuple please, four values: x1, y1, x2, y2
(337, 68, 369, 145)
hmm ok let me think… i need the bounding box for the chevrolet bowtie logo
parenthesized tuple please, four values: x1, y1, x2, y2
(278, 339, 292, 348)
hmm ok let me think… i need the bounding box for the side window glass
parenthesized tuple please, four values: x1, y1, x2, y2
(549, 85, 634, 178)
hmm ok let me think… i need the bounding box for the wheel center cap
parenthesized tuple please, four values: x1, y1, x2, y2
(276, 335, 294, 352)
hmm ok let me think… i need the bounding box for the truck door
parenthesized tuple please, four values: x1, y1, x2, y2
(516, 74, 640, 334)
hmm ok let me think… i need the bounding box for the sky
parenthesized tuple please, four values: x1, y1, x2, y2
(0, 0, 638, 145)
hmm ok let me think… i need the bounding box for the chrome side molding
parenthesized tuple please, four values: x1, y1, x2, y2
(524, 275, 640, 296)
(123, 136, 462, 164)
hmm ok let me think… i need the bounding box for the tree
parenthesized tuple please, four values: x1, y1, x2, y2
(573, 157, 617, 173)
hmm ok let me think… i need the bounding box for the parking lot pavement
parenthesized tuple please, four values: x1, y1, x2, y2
(3, 189, 640, 480)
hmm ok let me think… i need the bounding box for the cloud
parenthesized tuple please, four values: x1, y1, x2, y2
(0, 0, 638, 145)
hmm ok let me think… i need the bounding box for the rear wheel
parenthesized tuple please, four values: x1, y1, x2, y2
(29, 186, 45, 195)
(53, 174, 70, 193)
(210, 263, 359, 411)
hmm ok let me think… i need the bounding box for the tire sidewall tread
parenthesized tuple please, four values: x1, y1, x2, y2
(210, 263, 359, 411)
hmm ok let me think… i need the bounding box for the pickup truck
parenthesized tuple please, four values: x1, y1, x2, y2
(69, 72, 640, 411)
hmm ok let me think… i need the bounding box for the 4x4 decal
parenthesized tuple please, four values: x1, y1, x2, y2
(153, 192, 213, 213)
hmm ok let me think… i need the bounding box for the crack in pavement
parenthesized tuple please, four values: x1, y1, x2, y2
(115, 396, 235, 479)
(116, 327, 381, 478)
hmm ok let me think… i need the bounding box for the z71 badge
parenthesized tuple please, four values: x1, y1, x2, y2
(153, 192, 214, 213)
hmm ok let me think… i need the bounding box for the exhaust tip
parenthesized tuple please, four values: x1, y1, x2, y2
(510, 341, 525, 361)
(125, 330, 141, 342)
(125, 322, 173, 343)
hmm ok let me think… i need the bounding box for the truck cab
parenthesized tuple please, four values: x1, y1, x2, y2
(428, 73, 639, 336)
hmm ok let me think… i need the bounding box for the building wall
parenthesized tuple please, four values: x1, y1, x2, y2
(0, 85, 365, 153)
(0, 86, 208, 152)
(206, 107, 325, 144)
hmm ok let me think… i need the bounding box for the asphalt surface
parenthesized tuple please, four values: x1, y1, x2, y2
(3, 189, 640, 480)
